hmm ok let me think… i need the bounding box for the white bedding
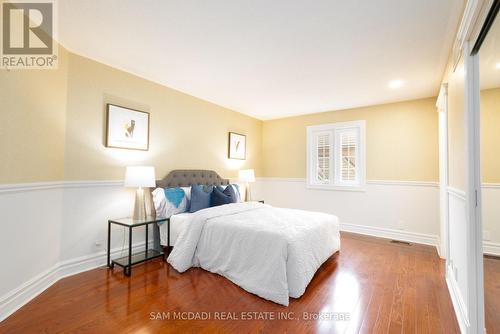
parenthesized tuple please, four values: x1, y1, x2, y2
(159, 212, 192, 246)
(167, 202, 340, 306)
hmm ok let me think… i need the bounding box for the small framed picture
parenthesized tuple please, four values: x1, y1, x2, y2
(105, 104, 150, 151)
(228, 132, 246, 160)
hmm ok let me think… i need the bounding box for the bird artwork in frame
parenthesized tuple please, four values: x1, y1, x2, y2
(228, 132, 246, 160)
(105, 104, 150, 150)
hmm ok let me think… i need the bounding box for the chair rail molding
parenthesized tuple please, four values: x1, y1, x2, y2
(0, 180, 123, 193)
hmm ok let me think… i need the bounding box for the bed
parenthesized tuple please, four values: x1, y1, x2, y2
(153, 170, 340, 306)
(159, 212, 191, 246)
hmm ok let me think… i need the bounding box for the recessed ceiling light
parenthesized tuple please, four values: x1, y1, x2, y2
(495, 63, 500, 69)
(388, 80, 404, 89)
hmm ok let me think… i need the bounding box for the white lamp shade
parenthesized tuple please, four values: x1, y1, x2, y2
(239, 169, 255, 183)
(124, 166, 156, 188)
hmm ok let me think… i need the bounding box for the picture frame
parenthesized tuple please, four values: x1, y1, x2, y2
(228, 132, 246, 160)
(105, 104, 150, 151)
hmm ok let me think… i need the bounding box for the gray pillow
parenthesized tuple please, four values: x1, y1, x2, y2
(189, 185, 213, 213)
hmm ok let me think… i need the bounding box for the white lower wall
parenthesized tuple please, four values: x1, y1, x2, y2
(61, 182, 138, 262)
(481, 184, 500, 256)
(254, 178, 440, 245)
(0, 181, 146, 322)
(447, 187, 469, 332)
(0, 186, 63, 299)
(444, 183, 499, 333)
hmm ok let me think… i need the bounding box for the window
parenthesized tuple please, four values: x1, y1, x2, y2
(307, 120, 365, 190)
(314, 131, 332, 183)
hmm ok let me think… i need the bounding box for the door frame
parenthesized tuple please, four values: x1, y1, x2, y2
(466, 1, 500, 332)
(449, 1, 494, 332)
(464, 41, 485, 334)
(437, 84, 449, 261)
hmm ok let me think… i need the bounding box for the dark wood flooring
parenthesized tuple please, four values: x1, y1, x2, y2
(0, 233, 462, 333)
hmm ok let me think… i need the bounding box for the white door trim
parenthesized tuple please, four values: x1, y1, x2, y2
(449, 0, 493, 331)
(464, 41, 485, 334)
(437, 84, 449, 261)
(452, 0, 491, 69)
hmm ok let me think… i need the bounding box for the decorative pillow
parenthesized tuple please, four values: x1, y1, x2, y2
(152, 187, 189, 219)
(211, 185, 237, 207)
(219, 184, 243, 202)
(181, 187, 192, 201)
(181, 186, 191, 210)
(189, 185, 214, 213)
(230, 184, 242, 202)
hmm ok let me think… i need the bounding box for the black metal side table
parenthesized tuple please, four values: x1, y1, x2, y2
(107, 216, 168, 276)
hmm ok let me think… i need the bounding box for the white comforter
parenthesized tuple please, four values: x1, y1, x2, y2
(167, 202, 340, 306)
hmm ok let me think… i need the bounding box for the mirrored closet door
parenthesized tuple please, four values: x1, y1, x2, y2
(478, 6, 500, 332)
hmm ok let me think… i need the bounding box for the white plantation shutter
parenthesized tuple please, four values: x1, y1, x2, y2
(339, 130, 358, 183)
(314, 132, 332, 183)
(307, 121, 365, 189)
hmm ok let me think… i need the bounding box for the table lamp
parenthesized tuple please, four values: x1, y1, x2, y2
(124, 166, 156, 220)
(238, 169, 255, 201)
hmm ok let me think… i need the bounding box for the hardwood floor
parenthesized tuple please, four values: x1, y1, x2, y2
(0, 233, 460, 334)
(485, 255, 500, 333)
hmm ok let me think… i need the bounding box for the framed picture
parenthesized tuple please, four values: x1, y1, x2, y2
(228, 132, 246, 160)
(105, 104, 150, 151)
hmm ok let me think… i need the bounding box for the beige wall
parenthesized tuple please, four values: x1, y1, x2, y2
(63, 52, 262, 181)
(481, 87, 500, 183)
(0, 45, 68, 183)
(446, 57, 466, 190)
(2, 47, 457, 184)
(262, 97, 439, 181)
(0, 48, 262, 183)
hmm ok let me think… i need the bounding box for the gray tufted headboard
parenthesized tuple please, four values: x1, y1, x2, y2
(152, 169, 229, 252)
(156, 169, 230, 188)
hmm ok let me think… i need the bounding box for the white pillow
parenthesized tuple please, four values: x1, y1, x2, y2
(181, 187, 191, 201)
(152, 187, 189, 218)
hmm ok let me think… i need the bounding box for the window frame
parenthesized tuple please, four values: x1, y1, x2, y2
(306, 120, 366, 191)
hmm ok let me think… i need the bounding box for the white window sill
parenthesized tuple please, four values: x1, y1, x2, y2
(306, 183, 367, 192)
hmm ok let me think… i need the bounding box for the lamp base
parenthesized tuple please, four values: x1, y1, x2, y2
(133, 187, 147, 221)
(246, 182, 252, 202)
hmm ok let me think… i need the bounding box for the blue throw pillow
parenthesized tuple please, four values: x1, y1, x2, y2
(211, 185, 237, 207)
(152, 187, 189, 220)
(189, 185, 213, 213)
(164, 188, 185, 208)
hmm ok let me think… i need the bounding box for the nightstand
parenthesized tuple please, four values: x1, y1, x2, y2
(107, 216, 168, 276)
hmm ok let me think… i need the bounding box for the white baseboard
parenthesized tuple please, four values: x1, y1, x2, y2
(436, 237, 443, 258)
(483, 241, 500, 257)
(340, 222, 439, 249)
(446, 265, 469, 334)
(0, 241, 153, 322)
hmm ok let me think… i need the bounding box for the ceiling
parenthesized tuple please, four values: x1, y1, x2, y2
(59, 0, 464, 120)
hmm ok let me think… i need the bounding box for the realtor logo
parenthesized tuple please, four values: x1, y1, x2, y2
(1, 0, 58, 69)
